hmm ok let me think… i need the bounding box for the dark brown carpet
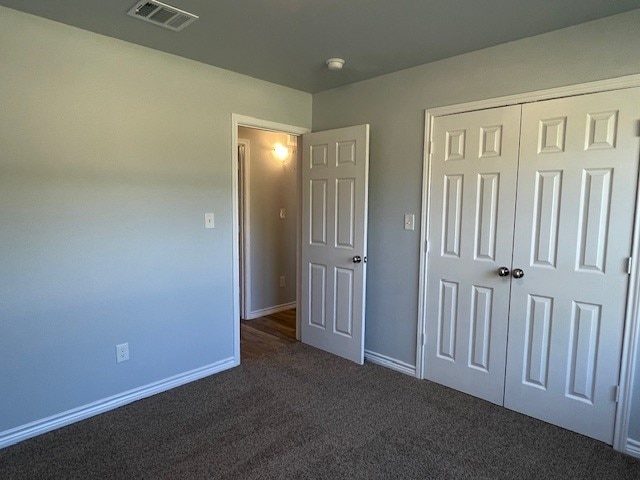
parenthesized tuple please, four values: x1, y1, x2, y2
(2, 343, 639, 479)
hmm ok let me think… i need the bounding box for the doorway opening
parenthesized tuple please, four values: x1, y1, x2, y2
(232, 115, 370, 366)
(236, 124, 303, 360)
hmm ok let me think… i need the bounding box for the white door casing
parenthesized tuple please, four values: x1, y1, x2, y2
(503, 87, 640, 443)
(231, 114, 310, 365)
(301, 125, 370, 364)
(424, 106, 522, 404)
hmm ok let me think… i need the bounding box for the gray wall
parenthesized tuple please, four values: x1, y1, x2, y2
(238, 127, 297, 314)
(3, 1, 640, 449)
(312, 10, 640, 438)
(0, 7, 310, 434)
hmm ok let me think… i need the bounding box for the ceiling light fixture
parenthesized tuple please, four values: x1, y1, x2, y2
(326, 58, 345, 71)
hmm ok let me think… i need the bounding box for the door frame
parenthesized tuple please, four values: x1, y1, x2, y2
(237, 138, 250, 320)
(231, 114, 310, 363)
(417, 73, 640, 455)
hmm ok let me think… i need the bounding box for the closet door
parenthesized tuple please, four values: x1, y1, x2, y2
(424, 105, 521, 404)
(504, 87, 640, 443)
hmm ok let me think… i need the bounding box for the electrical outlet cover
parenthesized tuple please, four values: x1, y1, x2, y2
(116, 343, 130, 363)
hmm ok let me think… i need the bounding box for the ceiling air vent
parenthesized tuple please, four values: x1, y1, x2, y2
(127, 1, 198, 31)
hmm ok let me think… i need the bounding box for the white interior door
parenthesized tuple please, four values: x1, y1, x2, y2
(301, 125, 370, 364)
(424, 106, 522, 404)
(504, 87, 640, 443)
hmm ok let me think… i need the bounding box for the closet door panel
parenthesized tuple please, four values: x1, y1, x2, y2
(504, 87, 640, 443)
(424, 105, 521, 405)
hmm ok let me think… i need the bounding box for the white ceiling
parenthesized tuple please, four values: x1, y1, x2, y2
(2, 0, 640, 93)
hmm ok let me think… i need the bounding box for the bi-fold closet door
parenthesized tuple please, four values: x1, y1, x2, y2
(424, 87, 640, 443)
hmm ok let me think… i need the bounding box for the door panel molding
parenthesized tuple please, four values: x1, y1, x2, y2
(418, 74, 640, 456)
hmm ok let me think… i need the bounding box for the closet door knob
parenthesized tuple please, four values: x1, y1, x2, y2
(497, 267, 510, 277)
(512, 268, 525, 279)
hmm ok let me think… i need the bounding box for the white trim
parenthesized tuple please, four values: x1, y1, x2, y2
(426, 73, 640, 117)
(365, 350, 417, 377)
(233, 115, 309, 136)
(417, 74, 640, 451)
(614, 159, 640, 452)
(244, 302, 296, 320)
(415, 109, 433, 381)
(232, 120, 241, 366)
(0, 357, 235, 449)
(238, 138, 251, 319)
(626, 438, 640, 458)
(231, 114, 310, 364)
(296, 137, 302, 341)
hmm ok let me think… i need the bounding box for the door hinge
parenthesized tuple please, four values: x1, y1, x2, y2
(421, 333, 425, 346)
(425, 240, 429, 252)
(615, 385, 621, 403)
(627, 257, 633, 274)
(428, 141, 433, 155)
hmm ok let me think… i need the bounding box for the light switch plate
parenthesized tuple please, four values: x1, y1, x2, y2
(404, 214, 415, 231)
(205, 213, 215, 229)
(280, 208, 286, 219)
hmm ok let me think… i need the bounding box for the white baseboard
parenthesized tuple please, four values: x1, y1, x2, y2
(245, 302, 295, 320)
(0, 356, 236, 449)
(626, 438, 640, 458)
(365, 350, 417, 377)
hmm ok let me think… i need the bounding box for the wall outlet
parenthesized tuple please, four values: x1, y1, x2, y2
(116, 343, 129, 363)
(279, 275, 286, 287)
(279, 208, 286, 219)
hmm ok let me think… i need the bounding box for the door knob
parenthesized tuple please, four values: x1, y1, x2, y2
(512, 268, 525, 279)
(353, 256, 362, 263)
(497, 267, 510, 277)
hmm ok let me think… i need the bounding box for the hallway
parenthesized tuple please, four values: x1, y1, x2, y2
(240, 309, 296, 360)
